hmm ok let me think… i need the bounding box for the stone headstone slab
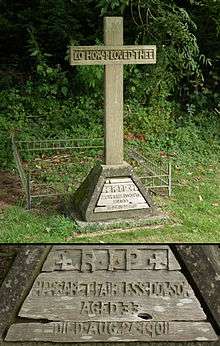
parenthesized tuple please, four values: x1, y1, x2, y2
(4, 245, 217, 343)
(15, 271, 206, 322)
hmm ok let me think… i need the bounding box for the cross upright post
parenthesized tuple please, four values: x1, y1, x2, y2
(69, 16, 157, 222)
(104, 17, 123, 165)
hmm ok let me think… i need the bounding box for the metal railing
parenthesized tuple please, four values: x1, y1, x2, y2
(12, 134, 172, 209)
(127, 148, 172, 197)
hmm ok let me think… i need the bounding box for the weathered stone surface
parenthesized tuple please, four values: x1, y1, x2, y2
(1, 245, 219, 345)
(71, 163, 156, 222)
(174, 245, 220, 331)
(104, 17, 124, 166)
(95, 177, 149, 212)
(5, 321, 217, 343)
(2, 341, 220, 346)
(73, 213, 168, 230)
(0, 245, 51, 341)
(17, 270, 205, 322)
(42, 245, 181, 272)
(68, 17, 158, 221)
(0, 246, 18, 286)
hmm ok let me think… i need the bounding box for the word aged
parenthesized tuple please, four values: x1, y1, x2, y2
(80, 301, 139, 316)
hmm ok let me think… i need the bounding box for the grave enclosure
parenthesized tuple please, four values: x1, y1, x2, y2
(12, 16, 172, 225)
(0, 245, 219, 345)
(69, 17, 158, 222)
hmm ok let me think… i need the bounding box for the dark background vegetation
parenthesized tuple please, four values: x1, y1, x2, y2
(0, 0, 219, 168)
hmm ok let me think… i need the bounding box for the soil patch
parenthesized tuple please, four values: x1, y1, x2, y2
(0, 171, 22, 210)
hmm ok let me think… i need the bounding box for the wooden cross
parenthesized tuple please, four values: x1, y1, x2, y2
(70, 17, 156, 166)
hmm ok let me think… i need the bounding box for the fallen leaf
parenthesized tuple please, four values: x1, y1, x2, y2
(199, 195, 203, 201)
(212, 202, 219, 207)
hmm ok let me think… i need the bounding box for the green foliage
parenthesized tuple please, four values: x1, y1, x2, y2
(0, 87, 103, 168)
(125, 99, 219, 163)
(97, 0, 129, 15)
(0, 0, 101, 69)
(0, 0, 219, 172)
(97, 0, 219, 116)
(189, 0, 220, 112)
(74, 65, 104, 98)
(125, 1, 201, 106)
(26, 28, 69, 98)
(125, 99, 176, 137)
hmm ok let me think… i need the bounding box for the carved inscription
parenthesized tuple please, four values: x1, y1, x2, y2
(18, 271, 206, 322)
(50, 321, 169, 337)
(5, 245, 218, 342)
(70, 46, 156, 65)
(32, 280, 190, 299)
(42, 246, 181, 272)
(6, 321, 217, 342)
(47, 248, 169, 272)
(95, 178, 149, 212)
(80, 301, 139, 316)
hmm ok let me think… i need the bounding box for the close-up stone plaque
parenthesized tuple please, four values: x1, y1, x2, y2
(94, 177, 150, 212)
(4, 245, 217, 343)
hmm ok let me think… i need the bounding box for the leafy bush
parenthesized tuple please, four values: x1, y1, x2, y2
(0, 0, 219, 170)
(0, 87, 103, 168)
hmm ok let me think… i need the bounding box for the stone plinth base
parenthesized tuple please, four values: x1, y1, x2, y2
(71, 210, 168, 233)
(69, 162, 157, 222)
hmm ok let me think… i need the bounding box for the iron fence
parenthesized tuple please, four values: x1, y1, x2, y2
(12, 134, 172, 209)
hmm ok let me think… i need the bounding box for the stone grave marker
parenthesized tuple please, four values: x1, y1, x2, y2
(2, 245, 217, 344)
(69, 17, 158, 222)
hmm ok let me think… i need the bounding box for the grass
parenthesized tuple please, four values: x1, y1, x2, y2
(0, 144, 219, 243)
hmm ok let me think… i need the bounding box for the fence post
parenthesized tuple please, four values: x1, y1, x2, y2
(168, 161, 172, 196)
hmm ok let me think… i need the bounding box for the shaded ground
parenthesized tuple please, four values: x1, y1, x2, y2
(0, 246, 19, 285)
(0, 154, 219, 243)
(0, 171, 22, 210)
